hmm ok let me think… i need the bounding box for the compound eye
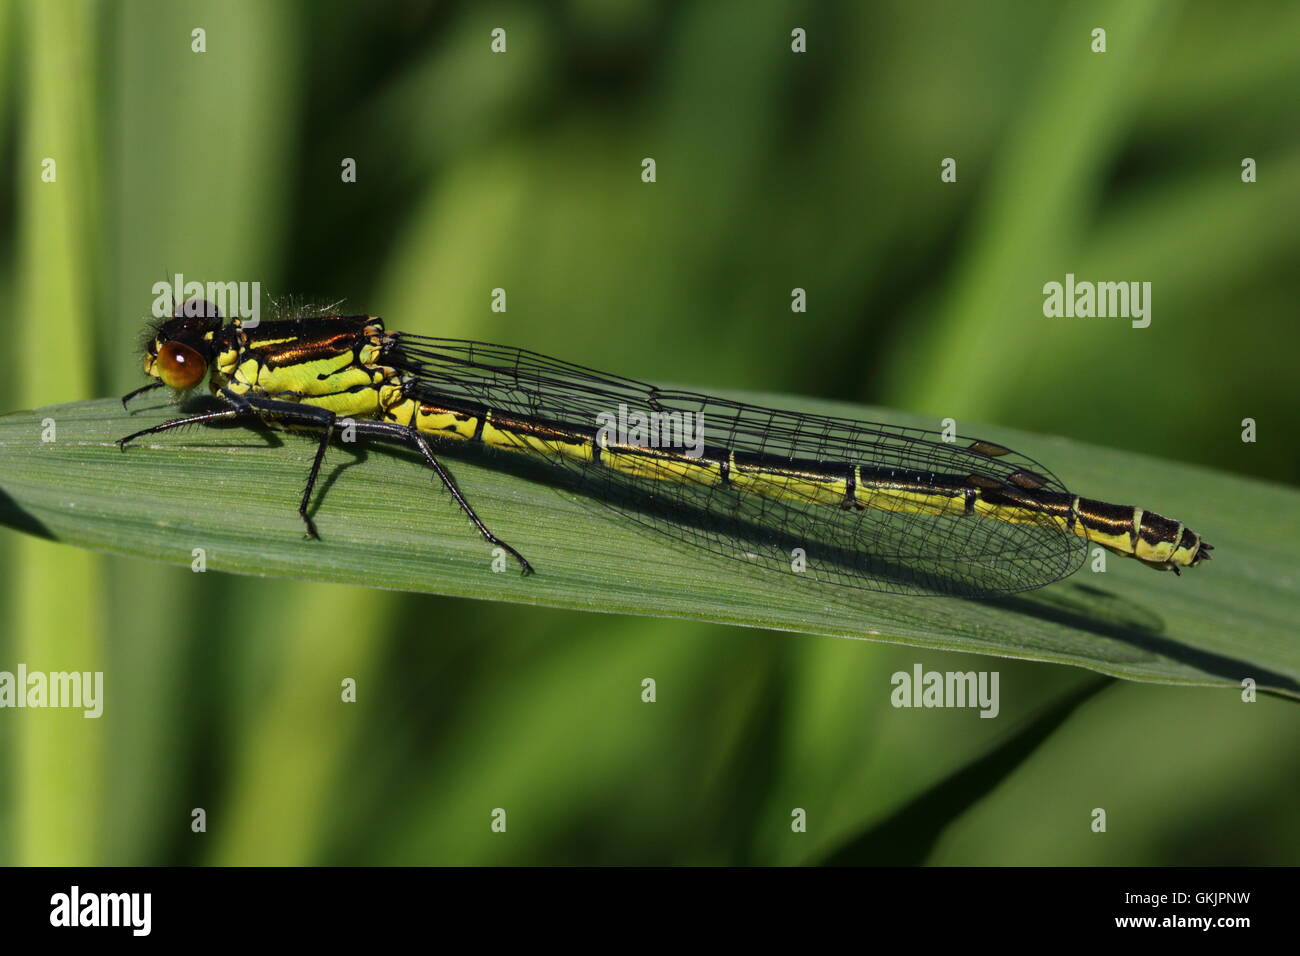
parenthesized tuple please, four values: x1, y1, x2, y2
(156, 341, 207, 389)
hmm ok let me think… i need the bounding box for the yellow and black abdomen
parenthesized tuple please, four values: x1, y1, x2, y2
(1067, 497, 1209, 571)
(392, 394, 1210, 573)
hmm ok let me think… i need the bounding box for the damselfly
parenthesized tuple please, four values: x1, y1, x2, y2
(119, 302, 1212, 598)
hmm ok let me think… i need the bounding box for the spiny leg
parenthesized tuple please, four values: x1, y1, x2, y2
(120, 381, 165, 409)
(296, 408, 337, 539)
(116, 394, 534, 571)
(119, 390, 339, 540)
(218, 390, 337, 539)
(118, 386, 279, 447)
(117, 407, 249, 447)
(351, 419, 534, 575)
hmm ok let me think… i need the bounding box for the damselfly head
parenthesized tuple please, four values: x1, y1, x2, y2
(140, 299, 223, 391)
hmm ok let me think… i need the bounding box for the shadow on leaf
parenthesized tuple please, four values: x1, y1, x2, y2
(818, 677, 1112, 866)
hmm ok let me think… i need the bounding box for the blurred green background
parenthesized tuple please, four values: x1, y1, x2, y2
(0, 0, 1296, 865)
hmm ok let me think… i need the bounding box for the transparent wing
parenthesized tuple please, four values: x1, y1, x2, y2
(386, 335, 1087, 597)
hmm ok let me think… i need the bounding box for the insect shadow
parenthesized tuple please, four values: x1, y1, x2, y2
(350, 423, 1078, 601)
(995, 584, 1297, 697)
(401, 434, 1291, 694)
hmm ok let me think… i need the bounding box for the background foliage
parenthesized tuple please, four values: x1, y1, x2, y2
(0, 0, 1296, 865)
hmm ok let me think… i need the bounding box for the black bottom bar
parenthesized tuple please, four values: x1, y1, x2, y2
(0, 865, 1282, 942)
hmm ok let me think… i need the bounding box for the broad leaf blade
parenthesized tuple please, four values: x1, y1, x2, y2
(1, 395, 1296, 696)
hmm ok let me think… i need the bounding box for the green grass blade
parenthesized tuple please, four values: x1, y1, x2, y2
(11, 0, 106, 865)
(1, 394, 1296, 698)
(819, 677, 1113, 866)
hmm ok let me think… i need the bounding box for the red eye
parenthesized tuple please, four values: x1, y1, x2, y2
(156, 341, 207, 389)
